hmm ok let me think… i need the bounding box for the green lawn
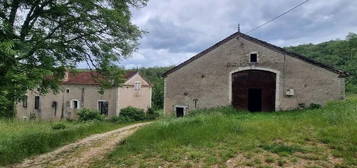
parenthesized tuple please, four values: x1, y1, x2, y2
(0, 120, 129, 166)
(93, 95, 357, 168)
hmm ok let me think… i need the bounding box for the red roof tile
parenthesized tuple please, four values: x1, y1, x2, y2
(62, 71, 137, 85)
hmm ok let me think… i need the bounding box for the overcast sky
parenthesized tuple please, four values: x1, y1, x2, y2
(118, 0, 357, 69)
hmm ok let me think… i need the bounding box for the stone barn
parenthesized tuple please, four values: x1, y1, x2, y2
(163, 32, 348, 117)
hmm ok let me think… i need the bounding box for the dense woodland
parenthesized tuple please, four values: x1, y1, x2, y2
(138, 33, 357, 110)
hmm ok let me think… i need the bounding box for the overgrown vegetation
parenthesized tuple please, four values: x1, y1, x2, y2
(93, 95, 357, 167)
(110, 107, 160, 122)
(77, 109, 104, 122)
(0, 120, 130, 166)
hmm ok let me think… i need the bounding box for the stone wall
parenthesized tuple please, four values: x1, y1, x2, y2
(164, 35, 345, 115)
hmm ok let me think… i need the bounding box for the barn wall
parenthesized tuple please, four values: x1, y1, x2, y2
(164, 36, 345, 115)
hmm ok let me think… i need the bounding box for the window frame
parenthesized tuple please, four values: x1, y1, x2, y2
(249, 52, 259, 63)
(97, 100, 109, 115)
(34, 96, 40, 110)
(70, 99, 80, 109)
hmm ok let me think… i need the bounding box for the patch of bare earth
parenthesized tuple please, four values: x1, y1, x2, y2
(10, 122, 151, 168)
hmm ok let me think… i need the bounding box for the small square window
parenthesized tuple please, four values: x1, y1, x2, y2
(66, 88, 70, 93)
(71, 99, 80, 109)
(250, 53, 258, 63)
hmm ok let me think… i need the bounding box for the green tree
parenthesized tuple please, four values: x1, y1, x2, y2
(286, 32, 357, 93)
(137, 66, 172, 110)
(0, 0, 147, 117)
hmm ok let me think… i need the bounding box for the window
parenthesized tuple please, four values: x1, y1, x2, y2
(134, 81, 141, 90)
(250, 52, 258, 63)
(52, 101, 58, 116)
(175, 105, 187, 118)
(98, 101, 109, 115)
(71, 99, 80, 109)
(66, 88, 70, 93)
(34, 96, 40, 110)
(22, 96, 28, 108)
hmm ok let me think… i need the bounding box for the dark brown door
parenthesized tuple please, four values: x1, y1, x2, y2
(232, 70, 276, 112)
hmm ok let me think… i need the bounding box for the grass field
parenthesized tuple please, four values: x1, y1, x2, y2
(93, 95, 357, 168)
(0, 120, 129, 166)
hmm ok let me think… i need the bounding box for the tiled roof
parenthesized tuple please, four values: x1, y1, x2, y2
(62, 71, 138, 85)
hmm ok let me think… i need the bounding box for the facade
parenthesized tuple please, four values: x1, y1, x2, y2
(163, 32, 348, 117)
(16, 71, 152, 120)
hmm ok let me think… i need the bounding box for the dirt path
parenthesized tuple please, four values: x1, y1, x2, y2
(10, 122, 151, 168)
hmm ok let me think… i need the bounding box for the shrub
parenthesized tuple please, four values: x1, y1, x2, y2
(146, 108, 160, 120)
(52, 123, 66, 130)
(120, 107, 145, 121)
(309, 103, 321, 109)
(77, 109, 104, 122)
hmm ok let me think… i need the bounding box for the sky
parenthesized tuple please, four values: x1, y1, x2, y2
(118, 0, 357, 69)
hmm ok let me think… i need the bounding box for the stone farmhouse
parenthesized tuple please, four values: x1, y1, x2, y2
(16, 71, 152, 120)
(163, 32, 348, 117)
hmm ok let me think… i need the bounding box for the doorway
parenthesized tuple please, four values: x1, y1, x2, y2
(176, 107, 184, 117)
(98, 101, 109, 115)
(248, 88, 262, 112)
(232, 70, 276, 112)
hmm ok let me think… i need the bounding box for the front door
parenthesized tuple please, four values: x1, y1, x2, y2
(248, 88, 262, 112)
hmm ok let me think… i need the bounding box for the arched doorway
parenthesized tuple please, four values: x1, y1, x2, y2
(232, 70, 276, 112)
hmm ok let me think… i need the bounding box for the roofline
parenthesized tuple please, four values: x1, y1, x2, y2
(162, 32, 349, 78)
(125, 72, 153, 87)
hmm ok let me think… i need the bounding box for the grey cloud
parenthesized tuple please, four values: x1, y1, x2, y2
(122, 0, 357, 68)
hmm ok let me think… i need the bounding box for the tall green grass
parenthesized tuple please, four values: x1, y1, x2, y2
(96, 95, 357, 167)
(0, 120, 127, 166)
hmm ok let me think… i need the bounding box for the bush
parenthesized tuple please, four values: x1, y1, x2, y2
(120, 107, 145, 121)
(77, 109, 104, 122)
(146, 108, 160, 120)
(52, 123, 66, 130)
(309, 103, 321, 109)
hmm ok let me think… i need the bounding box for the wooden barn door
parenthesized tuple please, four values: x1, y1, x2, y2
(232, 70, 276, 112)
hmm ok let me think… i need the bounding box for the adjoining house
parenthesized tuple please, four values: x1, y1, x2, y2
(16, 71, 152, 120)
(163, 32, 348, 117)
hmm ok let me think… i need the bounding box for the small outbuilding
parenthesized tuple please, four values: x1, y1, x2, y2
(163, 32, 348, 117)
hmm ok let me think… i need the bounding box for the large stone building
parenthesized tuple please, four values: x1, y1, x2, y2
(163, 32, 348, 117)
(16, 71, 152, 120)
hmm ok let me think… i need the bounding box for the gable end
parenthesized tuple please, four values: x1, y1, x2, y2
(162, 32, 349, 78)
